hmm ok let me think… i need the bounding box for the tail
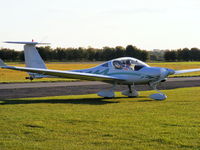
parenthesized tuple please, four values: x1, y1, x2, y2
(4, 41, 50, 79)
(0, 59, 7, 67)
(24, 44, 46, 69)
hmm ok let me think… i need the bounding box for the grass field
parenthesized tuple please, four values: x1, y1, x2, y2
(0, 87, 200, 149)
(0, 63, 97, 83)
(1, 62, 200, 83)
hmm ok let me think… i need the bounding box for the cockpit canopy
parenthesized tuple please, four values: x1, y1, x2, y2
(112, 57, 149, 71)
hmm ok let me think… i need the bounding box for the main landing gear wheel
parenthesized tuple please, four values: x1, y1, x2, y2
(97, 90, 115, 98)
(97, 84, 116, 98)
(121, 84, 139, 97)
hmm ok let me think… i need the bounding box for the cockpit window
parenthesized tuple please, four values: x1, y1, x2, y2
(113, 59, 145, 71)
(134, 65, 145, 71)
(113, 61, 123, 69)
(113, 59, 135, 70)
(101, 63, 109, 67)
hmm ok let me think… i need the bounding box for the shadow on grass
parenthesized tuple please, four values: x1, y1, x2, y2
(136, 99, 154, 102)
(0, 96, 151, 105)
(0, 97, 118, 105)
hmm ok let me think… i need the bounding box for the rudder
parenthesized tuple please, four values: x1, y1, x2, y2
(24, 44, 46, 69)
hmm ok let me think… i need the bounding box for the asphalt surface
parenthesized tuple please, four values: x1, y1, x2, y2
(0, 77, 200, 99)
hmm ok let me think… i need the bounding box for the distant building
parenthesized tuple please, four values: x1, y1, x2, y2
(149, 49, 165, 61)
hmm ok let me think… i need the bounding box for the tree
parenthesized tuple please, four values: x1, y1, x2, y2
(125, 45, 140, 59)
(87, 47, 97, 61)
(114, 46, 125, 58)
(102, 47, 115, 60)
(37, 46, 52, 61)
(54, 47, 66, 61)
(190, 48, 200, 61)
(181, 48, 190, 61)
(164, 50, 177, 61)
(0, 48, 19, 61)
(139, 50, 149, 61)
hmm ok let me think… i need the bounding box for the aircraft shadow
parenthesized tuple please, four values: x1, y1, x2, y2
(0, 97, 118, 105)
(0, 96, 151, 105)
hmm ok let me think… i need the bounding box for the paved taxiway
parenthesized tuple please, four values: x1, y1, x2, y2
(0, 77, 200, 90)
(0, 77, 200, 99)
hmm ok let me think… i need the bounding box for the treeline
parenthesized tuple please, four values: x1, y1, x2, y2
(1, 45, 200, 62)
(164, 48, 200, 61)
(0, 45, 149, 62)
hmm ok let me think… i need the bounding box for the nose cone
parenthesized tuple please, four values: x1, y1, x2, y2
(144, 67, 174, 80)
(160, 68, 175, 78)
(166, 68, 175, 75)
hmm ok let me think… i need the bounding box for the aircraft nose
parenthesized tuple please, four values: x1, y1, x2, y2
(158, 68, 175, 80)
(144, 67, 174, 80)
(166, 68, 175, 75)
(150, 68, 162, 76)
(144, 67, 162, 78)
(147, 67, 173, 81)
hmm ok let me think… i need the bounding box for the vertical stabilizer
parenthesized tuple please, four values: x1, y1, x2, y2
(0, 59, 7, 67)
(4, 41, 50, 79)
(24, 44, 46, 69)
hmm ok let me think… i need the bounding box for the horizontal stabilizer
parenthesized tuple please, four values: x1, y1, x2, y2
(0, 59, 7, 67)
(4, 41, 50, 45)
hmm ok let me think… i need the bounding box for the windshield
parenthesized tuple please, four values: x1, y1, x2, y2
(100, 63, 109, 67)
(113, 59, 145, 71)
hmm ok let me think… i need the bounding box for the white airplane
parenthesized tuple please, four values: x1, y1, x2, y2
(1, 41, 200, 100)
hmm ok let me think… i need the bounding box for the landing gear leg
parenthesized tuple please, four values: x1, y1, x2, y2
(128, 85, 132, 94)
(122, 84, 139, 97)
(149, 82, 167, 101)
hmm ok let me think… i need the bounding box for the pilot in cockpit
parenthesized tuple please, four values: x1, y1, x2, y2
(124, 60, 135, 70)
(113, 59, 135, 70)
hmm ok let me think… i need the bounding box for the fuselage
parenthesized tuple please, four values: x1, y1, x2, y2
(73, 57, 174, 85)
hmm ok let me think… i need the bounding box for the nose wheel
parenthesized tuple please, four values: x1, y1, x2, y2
(149, 82, 167, 101)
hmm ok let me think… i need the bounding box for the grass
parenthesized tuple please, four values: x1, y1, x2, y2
(1, 62, 200, 83)
(0, 87, 200, 149)
(0, 63, 98, 83)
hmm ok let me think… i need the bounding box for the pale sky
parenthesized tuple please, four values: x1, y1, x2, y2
(0, 0, 200, 50)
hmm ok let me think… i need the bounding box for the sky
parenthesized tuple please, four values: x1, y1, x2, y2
(0, 0, 200, 50)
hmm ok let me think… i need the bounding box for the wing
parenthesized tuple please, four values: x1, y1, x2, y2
(1, 65, 125, 82)
(174, 68, 200, 75)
